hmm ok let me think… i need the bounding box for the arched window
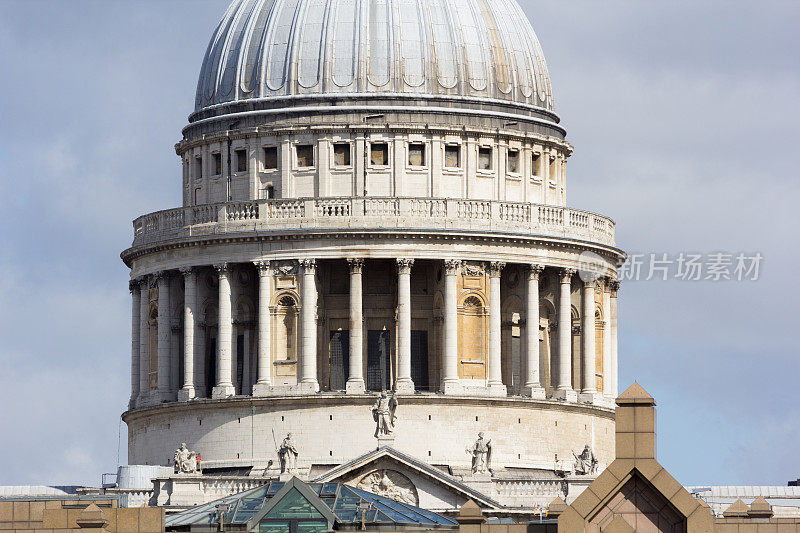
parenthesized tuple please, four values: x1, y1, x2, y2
(458, 294, 487, 381)
(274, 295, 299, 383)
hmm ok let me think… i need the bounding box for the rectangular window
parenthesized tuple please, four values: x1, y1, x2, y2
(508, 149, 520, 174)
(444, 145, 461, 168)
(479, 147, 493, 171)
(370, 143, 389, 166)
(408, 143, 426, 167)
(532, 153, 541, 176)
(212, 152, 222, 176)
(263, 146, 278, 170)
(194, 156, 203, 179)
(235, 149, 247, 173)
(296, 144, 314, 168)
(332, 143, 351, 166)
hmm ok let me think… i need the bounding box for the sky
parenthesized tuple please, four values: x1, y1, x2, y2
(0, 0, 798, 488)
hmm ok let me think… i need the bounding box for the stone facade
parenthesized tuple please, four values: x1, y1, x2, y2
(120, 0, 626, 509)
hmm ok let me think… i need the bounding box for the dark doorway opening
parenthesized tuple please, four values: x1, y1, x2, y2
(367, 330, 391, 391)
(329, 330, 350, 391)
(411, 330, 429, 391)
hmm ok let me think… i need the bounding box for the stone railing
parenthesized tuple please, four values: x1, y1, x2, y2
(131, 197, 616, 248)
(103, 488, 154, 508)
(152, 475, 270, 507)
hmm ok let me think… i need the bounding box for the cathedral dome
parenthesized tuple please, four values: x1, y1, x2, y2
(194, 0, 554, 115)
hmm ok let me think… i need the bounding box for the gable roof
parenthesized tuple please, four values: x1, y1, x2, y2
(312, 446, 501, 509)
(246, 477, 338, 530)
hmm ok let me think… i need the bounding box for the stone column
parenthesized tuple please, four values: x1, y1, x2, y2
(252, 261, 273, 396)
(213, 264, 235, 398)
(138, 276, 150, 403)
(300, 259, 320, 392)
(178, 267, 197, 401)
(610, 280, 620, 398)
(395, 258, 415, 394)
(129, 279, 142, 409)
(156, 272, 172, 402)
(346, 259, 366, 394)
(522, 265, 545, 398)
(442, 260, 461, 394)
(580, 279, 599, 403)
(554, 268, 577, 401)
(487, 262, 507, 396)
(602, 279, 612, 400)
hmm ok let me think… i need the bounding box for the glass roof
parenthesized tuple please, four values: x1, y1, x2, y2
(166, 480, 458, 530)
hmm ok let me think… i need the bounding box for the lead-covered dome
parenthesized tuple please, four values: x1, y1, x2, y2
(195, 0, 554, 114)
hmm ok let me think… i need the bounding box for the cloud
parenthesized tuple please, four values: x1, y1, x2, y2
(0, 0, 796, 488)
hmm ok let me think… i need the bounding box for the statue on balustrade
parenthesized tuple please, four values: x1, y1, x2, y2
(372, 392, 398, 438)
(173, 443, 199, 474)
(573, 444, 598, 475)
(278, 433, 299, 474)
(467, 432, 493, 474)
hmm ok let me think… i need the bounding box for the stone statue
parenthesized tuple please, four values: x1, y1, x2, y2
(467, 432, 492, 474)
(573, 444, 598, 475)
(278, 433, 299, 474)
(173, 443, 199, 474)
(371, 392, 398, 438)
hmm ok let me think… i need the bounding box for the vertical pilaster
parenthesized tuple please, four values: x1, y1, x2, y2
(610, 280, 620, 398)
(138, 276, 150, 402)
(523, 265, 546, 398)
(554, 268, 577, 401)
(580, 279, 599, 403)
(602, 279, 612, 399)
(178, 267, 197, 401)
(395, 258, 414, 394)
(129, 279, 142, 409)
(487, 262, 506, 396)
(156, 272, 172, 401)
(213, 264, 235, 398)
(253, 261, 273, 396)
(442, 260, 461, 394)
(300, 259, 320, 392)
(346, 259, 366, 394)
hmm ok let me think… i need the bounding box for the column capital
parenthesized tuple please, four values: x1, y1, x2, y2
(444, 259, 462, 275)
(609, 279, 621, 295)
(214, 263, 230, 275)
(488, 261, 506, 278)
(347, 258, 365, 274)
(527, 264, 545, 280)
(560, 268, 577, 283)
(129, 278, 143, 293)
(179, 266, 197, 278)
(584, 279, 599, 289)
(299, 258, 317, 273)
(254, 260, 272, 275)
(396, 258, 414, 274)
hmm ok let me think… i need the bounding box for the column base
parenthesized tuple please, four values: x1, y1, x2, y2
(177, 387, 196, 402)
(394, 379, 415, 395)
(486, 383, 507, 397)
(579, 391, 601, 404)
(521, 386, 547, 399)
(212, 384, 236, 399)
(152, 390, 175, 404)
(345, 379, 366, 395)
(442, 380, 463, 395)
(553, 389, 578, 402)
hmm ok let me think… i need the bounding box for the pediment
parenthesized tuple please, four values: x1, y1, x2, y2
(312, 447, 500, 511)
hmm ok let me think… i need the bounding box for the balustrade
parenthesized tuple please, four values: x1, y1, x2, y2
(130, 197, 616, 248)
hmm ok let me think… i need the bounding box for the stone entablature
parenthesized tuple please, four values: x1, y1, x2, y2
(129, 197, 616, 249)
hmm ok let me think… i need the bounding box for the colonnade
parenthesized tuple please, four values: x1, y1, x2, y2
(128, 260, 619, 408)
